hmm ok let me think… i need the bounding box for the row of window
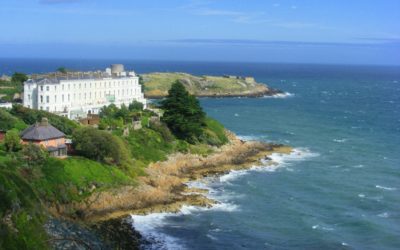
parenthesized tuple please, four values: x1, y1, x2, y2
(38, 80, 137, 92)
(38, 89, 140, 104)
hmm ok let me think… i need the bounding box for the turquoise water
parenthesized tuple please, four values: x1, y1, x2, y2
(131, 63, 400, 250)
(1, 60, 399, 249)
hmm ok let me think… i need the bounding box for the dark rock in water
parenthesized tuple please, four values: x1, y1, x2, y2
(91, 217, 144, 250)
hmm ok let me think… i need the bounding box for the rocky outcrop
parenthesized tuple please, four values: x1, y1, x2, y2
(54, 132, 291, 222)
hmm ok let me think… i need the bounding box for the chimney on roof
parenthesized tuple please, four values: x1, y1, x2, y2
(40, 117, 49, 126)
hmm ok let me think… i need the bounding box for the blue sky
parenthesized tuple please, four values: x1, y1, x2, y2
(0, 0, 399, 65)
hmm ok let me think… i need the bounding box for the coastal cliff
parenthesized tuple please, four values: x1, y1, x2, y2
(142, 72, 283, 98)
(54, 132, 291, 222)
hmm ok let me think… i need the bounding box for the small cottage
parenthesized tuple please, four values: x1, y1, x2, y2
(20, 117, 67, 158)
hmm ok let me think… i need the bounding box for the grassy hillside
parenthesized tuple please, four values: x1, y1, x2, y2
(141, 72, 272, 98)
(0, 105, 229, 248)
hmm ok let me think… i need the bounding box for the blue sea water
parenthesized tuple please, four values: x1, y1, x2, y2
(1, 60, 399, 249)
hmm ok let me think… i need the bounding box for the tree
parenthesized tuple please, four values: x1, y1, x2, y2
(128, 101, 144, 111)
(160, 81, 206, 143)
(4, 129, 22, 152)
(11, 72, 28, 83)
(57, 67, 67, 74)
(20, 143, 48, 167)
(72, 127, 132, 166)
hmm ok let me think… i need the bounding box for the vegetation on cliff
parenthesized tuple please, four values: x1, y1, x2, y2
(0, 85, 229, 248)
(141, 72, 277, 98)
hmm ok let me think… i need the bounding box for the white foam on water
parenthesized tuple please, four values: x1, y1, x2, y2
(358, 193, 366, 198)
(378, 212, 389, 218)
(375, 185, 397, 191)
(131, 146, 318, 249)
(236, 135, 261, 141)
(131, 213, 186, 250)
(263, 92, 294, 98)
(333, 138, 347, 143)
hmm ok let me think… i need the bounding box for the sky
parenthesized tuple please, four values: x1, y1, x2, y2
(0, 0, 399, 65)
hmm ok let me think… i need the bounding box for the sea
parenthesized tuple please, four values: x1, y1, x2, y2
(1, 59, 399, 250)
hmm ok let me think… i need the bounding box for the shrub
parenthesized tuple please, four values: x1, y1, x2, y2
(4, 130, 21, 152)
(72, 127, 132, 167)
(10, 104, 78, 135)
(0, 109, 26, 131)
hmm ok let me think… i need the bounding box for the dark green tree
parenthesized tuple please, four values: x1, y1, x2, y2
(11, 72, 28, 83)
(160, 81, 205, 143)
(128, 101, 144, 111)
(57, 67, 67, 73)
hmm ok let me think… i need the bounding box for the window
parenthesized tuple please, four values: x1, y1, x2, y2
(46, 96, 49, 103)
(40, 95, 43, 103)
(40, 106, 43, 110)
(54, 95, 57, 102)
(46, 86, 49, 91)
(62, 94, 64, 102)
(68, 94, 70, 101)
(54, 85, 57, 91)
(28, 94, 31, 100)
(46, 107, 49, 111)
(62, 85, 64, 91)
(40, 86, 43, 91)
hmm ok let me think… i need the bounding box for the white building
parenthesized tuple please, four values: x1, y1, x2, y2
(23, 64, 146, 119)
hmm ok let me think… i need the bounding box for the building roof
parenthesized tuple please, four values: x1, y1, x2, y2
(20, 118, 65, 141)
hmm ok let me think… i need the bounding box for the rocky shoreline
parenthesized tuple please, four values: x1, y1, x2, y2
(49, 132, 292, 248)
(145, 87, 284, 99)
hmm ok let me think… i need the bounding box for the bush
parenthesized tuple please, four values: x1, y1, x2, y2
(72, 127, 132, 167)
(129, 101, 144, 111)
(200, 118, 229, 146)
(10, 104, 79, 135)
(11, 73, 28, 84)
(0, 109, 26, 131)
(4, 130, 21, 152)
(19, 143, 49, 168)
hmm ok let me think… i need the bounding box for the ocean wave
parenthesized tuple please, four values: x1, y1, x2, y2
(236, 135, 261, 141)
(218, 148, 319, 183)
(333, 138, 347, 143)
(375, 185, 397, 191)
(131, 147, 318, 249)
(378, 212, 389, 218)
(131, 213, 186, 250)
(263, 92, 294, 98)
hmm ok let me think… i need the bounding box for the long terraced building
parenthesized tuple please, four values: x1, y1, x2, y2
(23, 64, 146, 119)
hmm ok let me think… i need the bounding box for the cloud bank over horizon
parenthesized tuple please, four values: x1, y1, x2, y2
(0, 0, 399, 65)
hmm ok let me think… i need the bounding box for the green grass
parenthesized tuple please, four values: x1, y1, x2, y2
(201, 117, 229, 146)
(63, 157, 135, 190)
(142, 72, 263, 97)
(125, 127, 174, 163)
(0, 170, 49, 250)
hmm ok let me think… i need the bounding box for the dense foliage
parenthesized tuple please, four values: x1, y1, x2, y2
(11, 73, 28, 84)
(0, 108, 26, 131)
(72, 127, 132, 167)
(10, 104, 79, 135)
(160, 81, 206, 143)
